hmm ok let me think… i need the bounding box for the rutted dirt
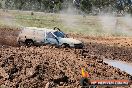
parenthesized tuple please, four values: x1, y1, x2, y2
(0, 27, 132, 88)
(71, 33, 132, 62)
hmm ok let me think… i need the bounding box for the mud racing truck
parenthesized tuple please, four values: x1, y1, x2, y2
(17, 27, 84, 48)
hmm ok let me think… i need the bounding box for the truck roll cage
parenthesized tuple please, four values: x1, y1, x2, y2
(53, 27, 61, 31)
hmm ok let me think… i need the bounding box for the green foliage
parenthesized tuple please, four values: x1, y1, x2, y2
(0, 0, 132, 14)
(81, 0, 92, 13)
(0, 2, 2, 9)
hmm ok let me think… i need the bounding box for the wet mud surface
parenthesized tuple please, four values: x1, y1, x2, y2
(0, 28, 132, 88)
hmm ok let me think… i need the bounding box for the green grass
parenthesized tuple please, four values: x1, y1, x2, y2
(13, 12, 103, 36)
(0, 10, 132, 37)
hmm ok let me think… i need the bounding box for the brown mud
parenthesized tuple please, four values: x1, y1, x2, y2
(0, 27, 20, 46)
(0, 27, 132, 88)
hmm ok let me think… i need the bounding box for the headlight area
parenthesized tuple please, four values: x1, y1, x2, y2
(74, 43, 84, 49)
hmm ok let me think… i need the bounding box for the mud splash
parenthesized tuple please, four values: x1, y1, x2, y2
(0, 27, 20, 46)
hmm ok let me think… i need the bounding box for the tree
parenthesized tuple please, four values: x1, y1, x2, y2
(81, 0, 92, 13)
(1, 0, 132, 14)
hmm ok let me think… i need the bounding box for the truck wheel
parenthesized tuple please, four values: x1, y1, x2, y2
(25, 40, 34, 47)
(17, 41, 24, 47)
(61, 44, 70, 48)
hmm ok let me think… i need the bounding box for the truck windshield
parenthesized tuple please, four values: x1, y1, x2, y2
(53, 31, 66, 38)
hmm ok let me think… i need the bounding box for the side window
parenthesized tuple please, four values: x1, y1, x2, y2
(47, 32, 55, 38)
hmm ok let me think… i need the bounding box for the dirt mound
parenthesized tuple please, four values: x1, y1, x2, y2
(0, 27, 20, 46)
(0, 46, 131, 88)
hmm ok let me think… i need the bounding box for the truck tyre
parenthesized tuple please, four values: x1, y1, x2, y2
(61, 44, 70, 48)
(17, 41, 24, 47)
(25, 40, 34, 47)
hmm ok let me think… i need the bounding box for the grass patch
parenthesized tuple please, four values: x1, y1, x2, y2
(0, 10, 132, 37)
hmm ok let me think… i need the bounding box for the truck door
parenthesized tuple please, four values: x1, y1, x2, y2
(46, 32, 59, 45)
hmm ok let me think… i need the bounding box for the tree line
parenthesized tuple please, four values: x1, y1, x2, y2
(0, 0, 132, 14)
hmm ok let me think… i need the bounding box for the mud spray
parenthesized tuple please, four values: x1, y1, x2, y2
(98, 13, 132, 37)
(0, 0, 21, 27)
(60, 2, 132, 37)
(59, 1, 80, 29)
(0, 8, 21, 46)
(0, 11, 21, 27)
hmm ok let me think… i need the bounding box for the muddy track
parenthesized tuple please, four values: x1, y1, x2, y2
(0, 46, 131, 88)
(83, 42, 132, 62)
(71, 33, 132, 63)
(0, 28, 132, 88)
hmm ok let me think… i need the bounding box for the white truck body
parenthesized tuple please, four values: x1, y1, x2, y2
(18, 27, 84, 48)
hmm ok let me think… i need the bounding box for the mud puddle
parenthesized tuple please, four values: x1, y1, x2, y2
(104, 59, 132, 75)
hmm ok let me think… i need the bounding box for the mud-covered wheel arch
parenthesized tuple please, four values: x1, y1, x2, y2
(25, 39, 34, 47)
